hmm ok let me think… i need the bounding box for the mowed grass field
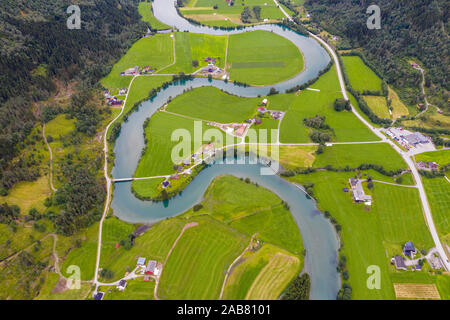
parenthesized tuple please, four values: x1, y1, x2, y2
(422, 177, 450, 250)
(363, 96, 390, 119)
(313, 143, 407, 171)
(158, 215, 249, 299)
(138, 1, 171, 30)
(102, 278, 155, 300)
(166, 86, 258, 123)
(415, 149, 450, 167)
(227, 30, 304, 85)
(101, 34, 174, 89)
(165, 33, 227, 74)
(279, 65, 379, 143)
(134, 111, 237, 179)
(222, 244, 300, 300)
(99, 217, 185, 282)
(291, 171, 435, 299)
(388, 86, 409, 119)
(183, 175, 304, 298)
(341, 56, 382, 92)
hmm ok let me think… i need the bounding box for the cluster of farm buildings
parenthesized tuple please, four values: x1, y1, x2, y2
(391, 241, 444, 272)
(104, 89, 126, 106)
(346, 178, 372, 205)
(120, 65, 156, 76)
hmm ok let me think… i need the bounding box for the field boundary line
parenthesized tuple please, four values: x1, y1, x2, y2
(219, 234, 256, 300)
(155, 34, 176, 74)
(155, 222, 199, 299)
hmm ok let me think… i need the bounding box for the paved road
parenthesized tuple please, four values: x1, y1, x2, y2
(273, 3, 450, 270)
(94, 75, 138, 286)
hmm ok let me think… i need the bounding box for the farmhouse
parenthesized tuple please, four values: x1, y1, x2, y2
(116, 279, 127, 291)
(146, 260, 157, 275)
(403, 241, 417, 257)
(119, 88, 127, 94)
(162, 180, 170, 188)
(391, 256, 407, 271)
(348, 178, 372, 204)
(93, 292, 104, 300)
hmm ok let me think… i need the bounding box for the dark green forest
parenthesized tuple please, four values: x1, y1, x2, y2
(305, 0, 449, 110)
(0, 0, 146, 190)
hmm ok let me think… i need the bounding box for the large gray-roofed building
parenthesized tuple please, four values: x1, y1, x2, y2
(404, 132, 428, 145)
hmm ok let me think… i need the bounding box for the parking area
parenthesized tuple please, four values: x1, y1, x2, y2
(383, 127, 435, 154)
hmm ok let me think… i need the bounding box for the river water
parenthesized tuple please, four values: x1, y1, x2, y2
(110, 0, 340, 300)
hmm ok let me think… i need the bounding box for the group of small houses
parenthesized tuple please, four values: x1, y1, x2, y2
(391, 241, 443, 272)
(160, 99, 283, 190)
(416, 161, 439, 171)
(104, 89, 127, 106)
(385, 128, 430, 151)
(120, 65, 155, 77)
(199, 57, 229, 80)
(345, 178, 372, 206)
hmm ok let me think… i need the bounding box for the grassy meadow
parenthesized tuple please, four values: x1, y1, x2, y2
(138, 1, 171, 30)
(313, 143, 407, 171)
(341, 56, 382, 92)
(101, 34, 174, 89)
(290, 171, 435, 299)
(227, 30, 304, 85)
(279, 65, 379, 143)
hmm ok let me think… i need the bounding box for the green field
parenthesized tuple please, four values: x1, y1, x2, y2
(290, 171, 435, 299)
(158, 215, 249, 299)
(134, 111, 236, 180)
(165, 33, 227, 74)
(138, 2, 171, 30)
(36, 272, 92, 300)
(313, 143, 407, 172)
(342, 56, 383, 92)
(101, 278, 155, 300)
(279, 66, 379, 143)
(181, 0, 292, 26)
(415, 149, 450, 167)
(422, 177, 450, 250)
(156, 175, 303, 299)
(166, 86, 258, 123)
(61, 222, 100, 281)
(99, 217, 185, 282)
(363, 95, 390, 119)
(227, 30, 303, 85)
(221, 244, 300, 300)
(101, 34, 174, 89)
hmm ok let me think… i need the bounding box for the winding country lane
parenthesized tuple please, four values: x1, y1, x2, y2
(42, 123, 57, 193)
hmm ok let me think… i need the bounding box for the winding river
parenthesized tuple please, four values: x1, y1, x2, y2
(110, 0, 340, 300)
